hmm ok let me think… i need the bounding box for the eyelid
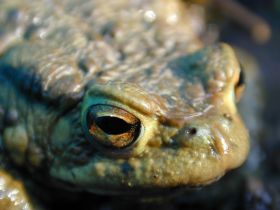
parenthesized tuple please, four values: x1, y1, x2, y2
(89, 105, 139, 125)
(86, 83, 167, 116)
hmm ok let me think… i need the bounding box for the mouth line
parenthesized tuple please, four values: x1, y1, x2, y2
(79, 183, 192, 197)
(46, 175, 198, 199)
(118, 188, 187, 197)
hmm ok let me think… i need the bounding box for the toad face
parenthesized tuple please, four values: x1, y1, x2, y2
(0, 0, 248, 195)
(47, 44, 248, 194)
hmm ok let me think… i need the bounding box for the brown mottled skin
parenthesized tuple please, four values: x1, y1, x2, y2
(0, 0, 250, 209)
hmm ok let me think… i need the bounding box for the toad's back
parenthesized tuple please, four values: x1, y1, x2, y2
(0, 0, 206, 102)
(0, 0, 249, 208)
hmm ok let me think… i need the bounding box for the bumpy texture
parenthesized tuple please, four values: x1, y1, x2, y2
(0, 0, 249, 208)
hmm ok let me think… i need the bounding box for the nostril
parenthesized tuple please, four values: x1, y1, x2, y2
(186, 127, 197, 136)
(95, 116, 133, 135)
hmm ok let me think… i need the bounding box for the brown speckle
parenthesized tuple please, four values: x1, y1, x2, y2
(153, 174, 159, 179)
(223, 113, 233, 121)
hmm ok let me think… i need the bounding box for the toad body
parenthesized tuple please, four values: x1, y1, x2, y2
(0, 0, 249, 209)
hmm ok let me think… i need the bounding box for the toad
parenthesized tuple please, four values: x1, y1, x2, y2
(0, 0, 251, 209)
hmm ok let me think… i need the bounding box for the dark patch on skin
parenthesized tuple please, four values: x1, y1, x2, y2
(121, 162, 133, 176)
(0, 136, 4, 151)
(153, 173, 159, 179)
(6, 9, 21, 24)
(118, 49, 126, 61)
(100, 21, 116, 38)
(95, 71, 105, 78)
(75, 154, 90, 165)
(24, 24, 41, 40)
(71, 170, 76, 179)
(0, 49, 84, 109)
(69, 146, 83, 155)
(0, 107, 5, 131)
(59, 139, 93, 166)
(0, 107, 5, 116)
(56, 90, 85, 109)
(78, 59, 90, 74)
(190, 62, 201, 70)
(4, 109, 19, 126)
(0, 64, 43, 100)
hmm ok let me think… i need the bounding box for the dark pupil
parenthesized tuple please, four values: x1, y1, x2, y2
(95, 116, 133, 135)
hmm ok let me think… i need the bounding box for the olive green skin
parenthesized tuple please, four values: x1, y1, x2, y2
(0, 0, 249, 209)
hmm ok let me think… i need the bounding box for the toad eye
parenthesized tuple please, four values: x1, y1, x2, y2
(235, 64, 246, 101)
(86, 105, 141, 149)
